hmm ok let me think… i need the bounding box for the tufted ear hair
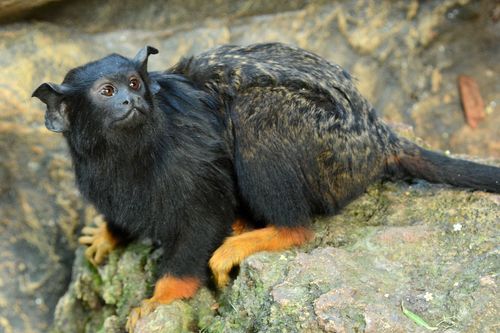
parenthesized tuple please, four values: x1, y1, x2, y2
(133, 46, 160, 94)
(32, 82, 70, 133)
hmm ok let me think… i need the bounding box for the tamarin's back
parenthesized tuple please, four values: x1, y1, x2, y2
(173, 43, 499, 219)
(170, 43, 410, 216)
(171, 43, 370, 122)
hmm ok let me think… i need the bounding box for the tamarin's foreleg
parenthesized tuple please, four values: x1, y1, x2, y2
(209, 226, 313, 287)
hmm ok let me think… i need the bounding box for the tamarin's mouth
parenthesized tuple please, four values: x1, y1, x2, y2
(113, 107, 145, 125)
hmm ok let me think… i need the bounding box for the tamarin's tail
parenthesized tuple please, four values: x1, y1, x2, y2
(390, 139, 500, 193)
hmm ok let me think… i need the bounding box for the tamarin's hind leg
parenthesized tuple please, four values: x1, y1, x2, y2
(78, 215, 119, 265)
(126, 275, 200, 332)
(209, 226, 313, 287)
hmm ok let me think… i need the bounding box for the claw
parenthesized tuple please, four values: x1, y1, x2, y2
(78, 216, 118, 265)
(126, 299, 159, 332)
(125, 276, 200, 332)
(209, 237, 242, 288)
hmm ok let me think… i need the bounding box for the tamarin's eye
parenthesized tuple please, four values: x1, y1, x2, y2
(129, 77, 141, 90)
(100, 85, 115, 97)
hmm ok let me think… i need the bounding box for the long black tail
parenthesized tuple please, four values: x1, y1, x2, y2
(392, 140, 500, 193)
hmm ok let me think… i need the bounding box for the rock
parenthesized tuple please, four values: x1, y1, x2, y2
(51, 242, 218, 333)
(314, 287, 357, 333)
(133, 302, 194, 333)
(0, 0, 498, 332)
(0, 0, 58, 22)
(202, 181, 499, 333)
(0, 86, 91, 332)
(27, 0, 317, 33)
(50, 178, 499, 332)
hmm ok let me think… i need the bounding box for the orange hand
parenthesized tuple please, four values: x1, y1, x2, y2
(78, 215, 119, 265)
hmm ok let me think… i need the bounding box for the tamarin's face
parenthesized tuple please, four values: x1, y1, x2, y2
(87, 68, 151, 129)
(32, 46, 160, 134)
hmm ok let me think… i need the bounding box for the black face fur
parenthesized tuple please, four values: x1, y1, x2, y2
(32, 47, 162, 152)
(87, 68, 148, 129)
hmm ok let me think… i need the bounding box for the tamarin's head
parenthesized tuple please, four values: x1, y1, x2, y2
(32, 46, 160, 134)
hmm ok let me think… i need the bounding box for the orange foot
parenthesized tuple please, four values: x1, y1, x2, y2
(78, 215, 119, 266)
(126, 275, 200, 332)
(209, 226, 313, 288)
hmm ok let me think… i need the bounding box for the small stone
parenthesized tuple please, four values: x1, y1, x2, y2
(479, 275, 496, 287)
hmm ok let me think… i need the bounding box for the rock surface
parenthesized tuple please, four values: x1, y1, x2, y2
(0, 0, 58, 22)
(53, 179, 500, 333)
(0, 0, 498, 332)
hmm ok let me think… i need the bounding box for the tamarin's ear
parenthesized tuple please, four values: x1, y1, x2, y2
(134, 46, 160, 94)
(32, 82, 70, 133)
(134, 46, 159, 73)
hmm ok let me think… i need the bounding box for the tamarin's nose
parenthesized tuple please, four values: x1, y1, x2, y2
(122, 99, 130, 105)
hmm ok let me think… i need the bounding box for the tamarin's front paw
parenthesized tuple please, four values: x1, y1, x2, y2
(125, 275, 200, 332)
(78, 215, 118, 265)
(208, 218, 253, 287)
(209, 241, 241, 288)
(209, 226, 313, 288)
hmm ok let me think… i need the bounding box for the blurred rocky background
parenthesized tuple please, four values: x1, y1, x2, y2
(0, 0, 498, 332)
